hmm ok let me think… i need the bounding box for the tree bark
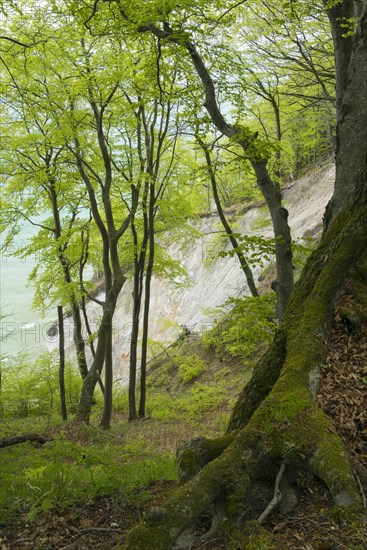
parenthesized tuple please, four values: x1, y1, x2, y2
(128, 220, 148, 421)
(138, 183, 155, 418)
(71, 301, 89, 379)
(196, 136, 259, 298)
(137, 23, 294, 320)
(187, 38, 294, 320)
(100, 325, 113, 429)
(324, 1, 367, 226)
(76, 274, 126, 423)
(0, 433, 50, 449)
(57, 305, 67, 421)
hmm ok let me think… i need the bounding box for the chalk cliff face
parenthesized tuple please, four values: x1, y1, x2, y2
(53, 163, 335, 384)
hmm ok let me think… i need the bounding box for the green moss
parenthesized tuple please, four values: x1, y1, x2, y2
(233, 520, 276, 550)
(125, 205, 367, 549)
(126, 523, 171, 549)
(309, 426, 361, 507)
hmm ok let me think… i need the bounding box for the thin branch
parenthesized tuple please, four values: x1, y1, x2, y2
(0, 36, 43, 48)
(214, 0, 248, 27)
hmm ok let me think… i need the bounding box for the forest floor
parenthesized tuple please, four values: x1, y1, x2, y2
(1, 310, 367, 549)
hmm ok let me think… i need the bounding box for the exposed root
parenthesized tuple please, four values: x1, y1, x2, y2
(176, 431, 239, 484)
(257, 462, 286, 524)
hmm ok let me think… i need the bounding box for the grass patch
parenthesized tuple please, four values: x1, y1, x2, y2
(0, 430, 177, 525)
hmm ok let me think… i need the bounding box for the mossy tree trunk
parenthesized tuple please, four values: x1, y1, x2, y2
(125, 3, 367, 547)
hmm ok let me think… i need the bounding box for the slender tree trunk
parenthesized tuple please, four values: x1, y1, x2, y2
(71, 301, 89, 379)
(100, 325, 113, 429)
(186, 37, 294, 318)
(81, 296, 96, 358)
(139, 26, 294, 319)
(76, 274, 125, 423)
(139, 184, 155, 418)
(80, 295, 105, 395)
(46, 178, 90, 382)
(252, 160, 294, 321)
(128, 223, 147, 420)
(197, 137, 259, 298)
(57, 305, 67, 421)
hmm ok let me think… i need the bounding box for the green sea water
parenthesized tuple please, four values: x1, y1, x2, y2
(0, 222, 56, 360)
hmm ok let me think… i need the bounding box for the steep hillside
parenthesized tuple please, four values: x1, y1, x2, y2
(50, 161, 335, 383)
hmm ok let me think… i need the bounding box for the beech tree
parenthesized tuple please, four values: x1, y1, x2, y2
(75, 0, 294, 320)
(123, 1, 367, 547)
(0, 73, 97, 419)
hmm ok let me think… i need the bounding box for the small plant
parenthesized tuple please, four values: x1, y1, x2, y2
(177, 355, 206, 383)
(203, 294, 277, 363)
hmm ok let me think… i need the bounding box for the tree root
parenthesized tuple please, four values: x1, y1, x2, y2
(258, 462, 285, 524)
(176, 430, 239, 484)
(126, 403, 361, 549)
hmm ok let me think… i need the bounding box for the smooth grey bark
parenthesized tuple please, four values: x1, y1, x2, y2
(324, 0, 367, 226)
(76, 273, 126, 423)
(47, 176, 90, 381)
(71, 301, 89, 379)
(100, 325, 113, 428)
(128, 221, 147, 420)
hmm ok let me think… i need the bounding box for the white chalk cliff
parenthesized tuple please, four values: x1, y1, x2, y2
(52, 162, 335, 384)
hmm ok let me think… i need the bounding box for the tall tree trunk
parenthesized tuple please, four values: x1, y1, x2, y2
(138, 24, 294, 319)
(324, 0, 367, 226)
(71, 301, 89, 379)
(138, 185, 155, 418)
(57, 305, 67, 421)
(80, 296, 105, 394)
(197, 136, 259, 298)
(128, 222, 148, 421)
(100, 325, 113, 429)
(187, 37, 294, 319)
(46, 177, 90, 382)
(125, 5, 367, 547)
(76, 274, 126, 423)
(252, 160, 293, 320)
(81, 296, 96, 358)
(125, 186, 367, 550)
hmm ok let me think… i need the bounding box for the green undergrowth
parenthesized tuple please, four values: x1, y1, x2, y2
(202, 293, 277, 363)
(0, 293, 277, 527)
(0, 428, 177, 526)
